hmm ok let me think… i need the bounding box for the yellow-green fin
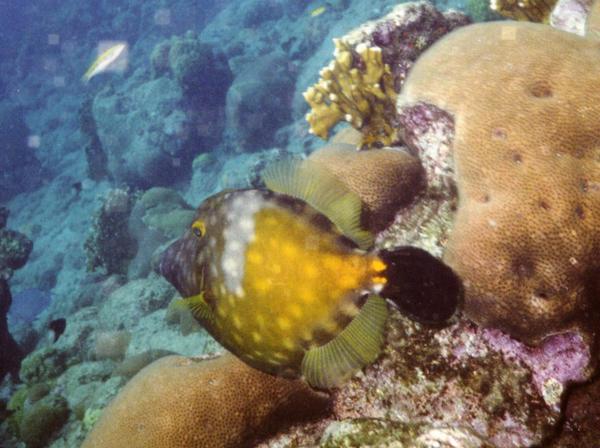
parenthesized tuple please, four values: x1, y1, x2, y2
(180, 293, 215, 324)
(262, 158, 373, 249)
(301, 295, 388, 389)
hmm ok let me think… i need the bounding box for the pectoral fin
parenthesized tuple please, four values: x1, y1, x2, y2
(178, 293, 215, 324)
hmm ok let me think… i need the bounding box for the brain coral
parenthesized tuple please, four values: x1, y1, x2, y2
(82, 354, 329, 448)
(397, 20, 600, 344)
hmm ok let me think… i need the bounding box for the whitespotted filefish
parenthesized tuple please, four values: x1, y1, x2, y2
(160, 159, 461, 389)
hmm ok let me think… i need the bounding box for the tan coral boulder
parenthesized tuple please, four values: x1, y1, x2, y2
(82, 354, 330, 448)
(397, 21, 600, 344)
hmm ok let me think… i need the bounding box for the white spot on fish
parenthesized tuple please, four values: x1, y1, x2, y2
(239, 218, 253, 232)
(221, 191, 269, 293)
(223, 257, 238, 273)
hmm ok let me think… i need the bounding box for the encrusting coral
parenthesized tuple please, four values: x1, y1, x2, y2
(82, 354, 330, 448)
(303, 2, 469, 147)
(396, 12, 600, 345)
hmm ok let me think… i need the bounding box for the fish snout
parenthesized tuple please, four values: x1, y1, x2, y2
(158, 238, 200, 298)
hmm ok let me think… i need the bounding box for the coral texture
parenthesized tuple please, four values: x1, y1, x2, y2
(18, 394, 69, 448)
(303, 2, 469, 147)
(261, 309, 575, 447)
(84, 188, 137, 276)
(319, 418, 494, 448)
(82, 354, 330, 448)
(0, 230, 32, 281)
(79, 96, 109, 181)
(92, 76, 199, 187)
(549, 374, 600, 446)
(167, 31, 232, 102)
(225, 52, 295, 151)
(397, 20, 600, 345)
(0, 102, 41, 201)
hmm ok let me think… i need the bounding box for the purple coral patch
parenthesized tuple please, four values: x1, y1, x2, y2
(482, 329, 590, 407)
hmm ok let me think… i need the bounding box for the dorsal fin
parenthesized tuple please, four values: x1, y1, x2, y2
(300, 294, 388, 389)
(262, 158, 373, 249)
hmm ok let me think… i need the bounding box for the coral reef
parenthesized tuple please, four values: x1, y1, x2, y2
(113, 349, 175, 378)
(225, 52, 295, 151)
(92, 76, 201, 187)
(0, 101, 41, 201)
(5, 1, 600, 447)
(396, 19, 600, 345)
(6, 383, 70, 448)
(303, 2, 469, 147)
(82, 354, 330, 447)
(19, 346, 69, 385)
(78, 97, 109, 181)
(166, 31, 232, 103)
(0, 207, 33, 281)
(17, 394, 69, 448)
(319, 418, 494, 447)
(84, 188, 137, 276)
(549, 374, 600, 446)
(92, 330, 131, 361)
(261, 308, 579, 447)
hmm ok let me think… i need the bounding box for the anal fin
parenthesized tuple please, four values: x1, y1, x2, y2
(301, 295, 388, 389)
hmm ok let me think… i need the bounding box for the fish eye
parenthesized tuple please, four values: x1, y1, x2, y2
(191, 220, 206, 238)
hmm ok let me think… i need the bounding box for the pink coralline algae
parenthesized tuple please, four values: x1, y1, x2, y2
(452, 325, 591, 410)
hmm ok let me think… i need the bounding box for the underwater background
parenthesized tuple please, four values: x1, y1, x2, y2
(1, 0, 600, 446)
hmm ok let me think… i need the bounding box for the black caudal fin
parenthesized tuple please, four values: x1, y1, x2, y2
(379, 246, 462, 324)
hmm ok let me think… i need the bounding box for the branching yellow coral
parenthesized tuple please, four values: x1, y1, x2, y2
(490, 0, 558, 22)
(303, 39, 398, 147)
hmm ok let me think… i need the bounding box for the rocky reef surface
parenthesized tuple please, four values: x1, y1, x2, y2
(2, 0, 600, 447)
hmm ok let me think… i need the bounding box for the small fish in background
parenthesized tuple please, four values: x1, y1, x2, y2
(49, 318, 66, 342)
(82, 41, 128, 83)
(310, 6, 327, 17)
(160, 159, 462, 389)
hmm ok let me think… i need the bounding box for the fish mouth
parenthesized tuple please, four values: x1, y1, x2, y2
(158, 238, 201, 298)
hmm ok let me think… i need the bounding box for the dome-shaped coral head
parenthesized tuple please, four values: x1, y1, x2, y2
(397, 20, 600, 345)
(159, 159, 462, 389)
